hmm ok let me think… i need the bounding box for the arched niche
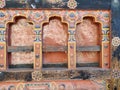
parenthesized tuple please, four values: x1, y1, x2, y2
(75, 16, 101, 67)
(42, 16, 68, 68)
(6, 16, 35, 68)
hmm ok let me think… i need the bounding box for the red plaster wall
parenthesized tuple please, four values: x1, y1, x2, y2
(76, 17, 100, 64)
(8, 18, 35, 65)
(42, 17, 68, 64)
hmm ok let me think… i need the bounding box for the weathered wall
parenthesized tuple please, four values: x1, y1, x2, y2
(9, 18, 35, 64)
(0, 9, 111, 89)
(43, 17, 68, 64)
(1, 0, 120, 89)
(76, 17, 100, 64)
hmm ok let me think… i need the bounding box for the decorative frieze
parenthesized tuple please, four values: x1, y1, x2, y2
(0, 68, 110, 82)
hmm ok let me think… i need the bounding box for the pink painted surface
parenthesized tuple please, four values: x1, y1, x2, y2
(76, 52, 100, 63)
(43, 52, 68, 64)
(43, 17, 68, 64)
(0, 80, 106, 90)
(76, 17, 100, 64)
(9, 18, 35, 64)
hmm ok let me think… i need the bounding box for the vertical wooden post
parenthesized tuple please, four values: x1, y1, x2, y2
(101, 28, 110, 68)
(0, 30, 6, 70)
(34, 28, 42, 70)
(68, 30, 76, 69)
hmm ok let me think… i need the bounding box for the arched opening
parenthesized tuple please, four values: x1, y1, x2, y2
(6, 16, 35, 68)
(42, 16, 68, 68)
(75, 16, 101, 67)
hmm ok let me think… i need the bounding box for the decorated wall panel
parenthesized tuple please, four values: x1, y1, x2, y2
(0, 10, 110, 69)
(0, 9, 111, 89)
(1, 10, 110, 68)
(1, 0, 120, 89)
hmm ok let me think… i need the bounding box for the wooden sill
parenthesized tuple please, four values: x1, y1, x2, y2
(3, 67, 110, 73)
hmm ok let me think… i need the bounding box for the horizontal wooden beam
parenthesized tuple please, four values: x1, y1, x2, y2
(7, 46, 100, 52)
(76, 46, 101, 51)
(7, 46, 33, 52)
(42, 46, 67, 52)
(43, 63, 67, 68)
(9, 64, 33, 69)
(43, 46, 100, 52)
(76, 63, 99, 67)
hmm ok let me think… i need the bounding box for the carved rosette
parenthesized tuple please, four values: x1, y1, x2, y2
(32, 71, 42, 81)
(112, 37, 120, 47)
(112, 69, 120, 79)
(67, 0, 77, 9)
(0, 0, 5, 8)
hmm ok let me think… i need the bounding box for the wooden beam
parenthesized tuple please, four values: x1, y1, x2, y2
(7, 46, 100, 52)
(76, 63, 99, 67)
(76, 46, 101, 51)
(7, 46, 33, 52)
(42, 46, 67, 52)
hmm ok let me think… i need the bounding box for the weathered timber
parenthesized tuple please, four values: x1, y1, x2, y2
(43, 63, 67, 68)
(42, 46, 67, 52)
(42, 46, 100, 52)
(76, 46, 100, 51)
(7, 46, 33, 52)
(76, 63, 99, 67)
(7, 46, 100, 52)
(9, 64, 33, 69)
(8, 63, 99, 69)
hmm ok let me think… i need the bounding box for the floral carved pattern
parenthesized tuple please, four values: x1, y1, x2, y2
(0, 0, 5, 8)
(112, 37, 120, 47)
(32, 71, 42, 81)
(67, 0, 77, 9)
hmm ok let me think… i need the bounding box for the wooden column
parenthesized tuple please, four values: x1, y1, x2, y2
(34, 28, 42, 70)
(0, 29, 6, 70)
(101, 28, 110, 68)
(68, 30, 76, 69)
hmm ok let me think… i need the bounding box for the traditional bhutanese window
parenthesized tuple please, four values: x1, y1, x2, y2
(76, 17, 101, 67)
(42, 16, 68, 68)
(6, 16, 35, 69)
